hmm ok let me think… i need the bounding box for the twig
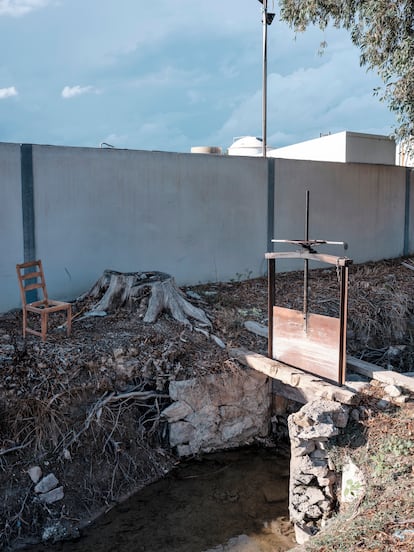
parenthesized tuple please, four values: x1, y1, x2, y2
(0, 443, 30, 457)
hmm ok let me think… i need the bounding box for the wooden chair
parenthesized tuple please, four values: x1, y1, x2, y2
(16, 259, 72, 342)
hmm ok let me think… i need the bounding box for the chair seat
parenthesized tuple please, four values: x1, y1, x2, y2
(16, 260, 72, 341)
(26, 299, 71, 313)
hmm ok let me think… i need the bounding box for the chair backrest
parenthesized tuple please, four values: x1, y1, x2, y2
(16, 259, 49, 306)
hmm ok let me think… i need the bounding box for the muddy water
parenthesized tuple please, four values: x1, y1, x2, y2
(32, 447, 295, 552)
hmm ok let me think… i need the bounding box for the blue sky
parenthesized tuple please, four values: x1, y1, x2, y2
(0, 0, 396, 153)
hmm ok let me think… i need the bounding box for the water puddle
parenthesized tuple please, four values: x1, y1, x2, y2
(30, 446, 295, 552)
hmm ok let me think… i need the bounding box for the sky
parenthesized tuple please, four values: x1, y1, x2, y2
(0, 0, 397, 154)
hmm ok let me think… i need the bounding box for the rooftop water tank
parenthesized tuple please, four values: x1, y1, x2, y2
(190, 146, 222, 155)
(228, 136, 266, 156)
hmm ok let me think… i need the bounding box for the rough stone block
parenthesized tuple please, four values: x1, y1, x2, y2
(34, 473, 59, 494)
(161, 401, 193, 422)
(168, 379, 206, 409)
(169, 421, 195, 447)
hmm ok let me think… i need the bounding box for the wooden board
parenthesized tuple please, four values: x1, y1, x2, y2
(273, 306, 343, 383)
(347, 356, 414, 393)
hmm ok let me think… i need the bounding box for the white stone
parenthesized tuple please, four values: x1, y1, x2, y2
(39, 486, 64, 504)
(34, 473, 59, 494)
(384, 384, 402, 398)
(297, 423, 338, 440)
(394, 395, 409, 404)
(303, 486, 325, 506)
(62, 448, 72, 461)
(341, 460, 366, 503)
(294, 523, 313, 544)
(27, 466, 42, 484)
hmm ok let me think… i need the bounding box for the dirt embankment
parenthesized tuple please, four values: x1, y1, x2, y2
(0, 258, 413, 550)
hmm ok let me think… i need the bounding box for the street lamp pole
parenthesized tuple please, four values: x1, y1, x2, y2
(259, 0, 275, 158)
(262, 0, 268, 158)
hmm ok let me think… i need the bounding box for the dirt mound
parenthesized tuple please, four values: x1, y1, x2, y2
(0, 258, 413, 550)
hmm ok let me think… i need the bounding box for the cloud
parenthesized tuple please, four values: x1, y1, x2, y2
(0, 86, 18, 99)
(0, 0, 52, 17)
(61, 85, 98, 99)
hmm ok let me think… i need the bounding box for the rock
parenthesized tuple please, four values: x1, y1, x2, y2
(175, 444, 192, 457)
(39, 486, 64, 504)
(291, 439, 316, 456)
(303, 504, 322, 518)
(341, 460, 366, 503)
(377, 399, 391, 410)
(168, 421, 195, 447)
(211, 335, 226, 348)
(350, 408, 360, 421)
(297, 423, 339, 440)
(294, 523, 313, 544)
(162, 401, 193, 422)
(27, 466, 42, 484)
(62, 448, 72, 461)
(394, 395, 409, 404)
(306, 487, 326, 505)
(34, 473, 59, 494)
(383, 384, 402, 398)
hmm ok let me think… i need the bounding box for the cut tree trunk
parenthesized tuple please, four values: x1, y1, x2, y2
(81, 270, 211, 327)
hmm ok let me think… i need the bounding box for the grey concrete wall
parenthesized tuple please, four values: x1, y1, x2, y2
(0, 142, 412, 313)
(31, 145, 267, 300)
(273, 159, 409, 272)
(0, 143, 23, 311)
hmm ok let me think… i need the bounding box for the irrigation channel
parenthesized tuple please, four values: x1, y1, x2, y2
(28, 446, 296, 552)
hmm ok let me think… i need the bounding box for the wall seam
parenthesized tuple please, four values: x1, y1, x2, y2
(20, 144, 36, 263)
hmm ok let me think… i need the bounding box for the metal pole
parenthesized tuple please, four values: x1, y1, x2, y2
(267, 257, 275, 359)
(262, 0, 268, 158)
(303, 190, 310, 331)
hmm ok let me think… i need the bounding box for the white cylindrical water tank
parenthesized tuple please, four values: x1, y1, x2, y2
(190, 146, 222, 155)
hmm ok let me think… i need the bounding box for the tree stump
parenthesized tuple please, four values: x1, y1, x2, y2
(81, 270, 211, 327)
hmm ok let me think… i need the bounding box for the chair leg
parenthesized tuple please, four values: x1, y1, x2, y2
(22, 308, 27, 338)
(41, 311, 48, 342)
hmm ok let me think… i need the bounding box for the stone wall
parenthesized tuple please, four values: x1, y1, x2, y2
(162, 367, 271, 457)
(288, 400, 350, 544)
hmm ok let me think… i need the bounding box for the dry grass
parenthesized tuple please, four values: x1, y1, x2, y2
(0, 257, 412, 549)
(303, 405, 414, 552)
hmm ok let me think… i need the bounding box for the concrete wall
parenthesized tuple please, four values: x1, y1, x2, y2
(273, 159, 411, 271)
(0, 142, 412, 313)
(23, 145, 267, 302)
(0, 143, 23, 312)
(345, 133, 396, 165)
